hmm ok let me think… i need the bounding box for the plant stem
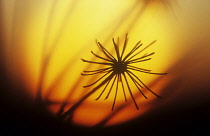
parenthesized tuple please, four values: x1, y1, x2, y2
(58, 72, 114, 120)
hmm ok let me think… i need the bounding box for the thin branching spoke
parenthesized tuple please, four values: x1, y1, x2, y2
(128, 67, 167, 75)
(81, 58, 112, 65)
(105, 75, 117, 100)
(120, 33, 128, 59)
(122, 73, 139, 110)
(127, 40, 156, 61)
(119, 74, 127, 102)
(96, 42, 114, 61)
(112, 74, 119, 111)
(126, 71, 143, 89)
(91, 51, 112, 62)
(117, 37, 120, 49)
(96, 41, 111, 58)
(97, 42, 116, 61)
(81, 68, 111, 76)
(128, 52, 155, 63)
(112, 38, 120, 60)
(127, 65, 151, 72)
(127, 58, 151, 64)
(127, 70, 161, 98)
(83, 67, 112, 73)
(95, 72, 114, 100)
(123, 41, 142, 62)
(123, 42, 141, 61)
(126, 71, 148, 99)
(83, 70, 112, 88)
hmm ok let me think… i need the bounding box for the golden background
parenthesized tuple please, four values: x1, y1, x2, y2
(0, 0, 210, 134)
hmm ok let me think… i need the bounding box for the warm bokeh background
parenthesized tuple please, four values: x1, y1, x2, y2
(0, 0, 210, 135)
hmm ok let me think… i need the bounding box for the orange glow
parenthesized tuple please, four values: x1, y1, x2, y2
(1, 0, 210, 127)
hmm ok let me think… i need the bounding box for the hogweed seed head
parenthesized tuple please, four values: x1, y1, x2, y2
(81, 34, 167, 110)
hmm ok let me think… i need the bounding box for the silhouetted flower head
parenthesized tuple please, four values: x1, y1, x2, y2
(81, 34, 167, 110)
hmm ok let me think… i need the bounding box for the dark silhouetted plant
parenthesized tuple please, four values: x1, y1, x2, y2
(81, 33, 167, 110)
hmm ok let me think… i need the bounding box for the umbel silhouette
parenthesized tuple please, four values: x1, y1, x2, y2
(81, 34, 167, 110)
(59, 34, 167, 120)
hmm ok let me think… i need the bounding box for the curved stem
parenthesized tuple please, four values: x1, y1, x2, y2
(58, 72, 115, 120)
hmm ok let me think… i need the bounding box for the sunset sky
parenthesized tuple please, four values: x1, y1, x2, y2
(0, 0, 210, 128)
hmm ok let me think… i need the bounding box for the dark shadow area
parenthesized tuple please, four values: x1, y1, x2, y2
(0, 79, 209, 136)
